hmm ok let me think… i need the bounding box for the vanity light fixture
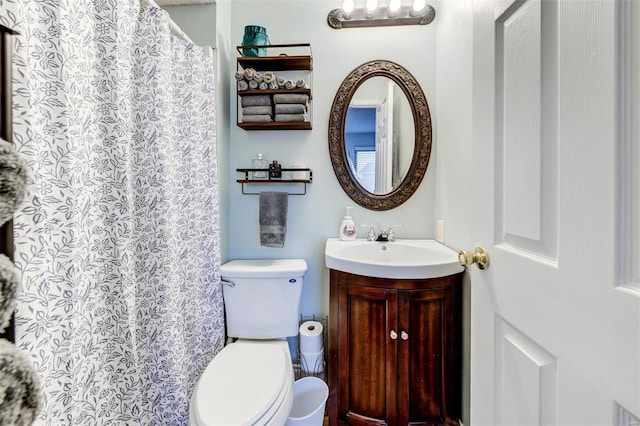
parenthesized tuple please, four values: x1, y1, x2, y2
(327, 0, 435, 29)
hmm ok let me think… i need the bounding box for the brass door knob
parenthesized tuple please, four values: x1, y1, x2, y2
(458, 246, 490, 270)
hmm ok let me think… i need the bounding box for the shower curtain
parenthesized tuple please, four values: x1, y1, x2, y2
(2, 1, 225, 424)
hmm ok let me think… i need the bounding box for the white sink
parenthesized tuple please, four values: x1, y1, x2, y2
(325, 238, 464, 279)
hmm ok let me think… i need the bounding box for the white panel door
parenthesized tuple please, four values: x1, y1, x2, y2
(375, 94, 392, 195)
(470, 0, 640, 425)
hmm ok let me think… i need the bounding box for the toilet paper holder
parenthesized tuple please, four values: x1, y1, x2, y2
(295, 315, 328, 382)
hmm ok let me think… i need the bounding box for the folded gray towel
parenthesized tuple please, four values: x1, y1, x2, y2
(273, 94, 309, 104)
(242, 114, 273, 123)
(242, 105, 273, 115)
(241, 95, 271, 107)
(275, 113, 308, 122)
(260, 191, 288, 248)
(275, 103, 307, 114)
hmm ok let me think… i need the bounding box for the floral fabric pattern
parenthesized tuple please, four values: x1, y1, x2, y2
(3, 1, 224, 424)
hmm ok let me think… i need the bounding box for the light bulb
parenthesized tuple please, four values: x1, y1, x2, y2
(366, 0, 378, 17)
(388, 0, 401, 17)
(342, 0, 355, 17)
(411, 0, 426, 16)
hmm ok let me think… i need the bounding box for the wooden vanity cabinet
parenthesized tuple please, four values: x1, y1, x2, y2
(328, 270, 463, 426)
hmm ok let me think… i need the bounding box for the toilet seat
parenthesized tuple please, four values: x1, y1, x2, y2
(191, 340, 294, 425)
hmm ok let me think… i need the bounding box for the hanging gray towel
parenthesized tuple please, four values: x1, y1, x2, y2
(259, 191, 288, 248)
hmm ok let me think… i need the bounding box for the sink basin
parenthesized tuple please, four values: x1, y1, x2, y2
(325, 238, 464, 279)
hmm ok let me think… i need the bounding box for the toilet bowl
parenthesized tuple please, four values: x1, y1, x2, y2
(189, 259, 307, 425)
(190, 340, 294, 426)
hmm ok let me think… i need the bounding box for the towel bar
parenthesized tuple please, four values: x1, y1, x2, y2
(236, 168, 313, 196)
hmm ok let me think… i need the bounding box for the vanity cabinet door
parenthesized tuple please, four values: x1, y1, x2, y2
(329, 271, 462, 426)
(397, 287, 461, 426)
(336, 282, 398, 425)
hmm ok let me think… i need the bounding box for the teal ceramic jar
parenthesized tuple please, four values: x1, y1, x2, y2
(242, 25, 268, 57)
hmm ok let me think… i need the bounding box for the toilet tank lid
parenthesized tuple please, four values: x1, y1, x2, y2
(220, 259, 307, 278)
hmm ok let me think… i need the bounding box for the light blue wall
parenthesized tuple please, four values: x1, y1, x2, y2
(345, 107, 376, 169)
(163, 4, 216, 47)
(228, 0, 438, 318)
(167, 0, 441, 318)
(434, 1, 474, 423)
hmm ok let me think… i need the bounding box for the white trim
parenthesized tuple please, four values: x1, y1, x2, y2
(614, 402, 640, 426)
(616, 0, 640, 293)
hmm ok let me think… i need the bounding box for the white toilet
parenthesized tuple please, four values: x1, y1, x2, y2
(190, 259, 308, 426)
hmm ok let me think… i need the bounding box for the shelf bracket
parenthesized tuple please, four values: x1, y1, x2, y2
(239, 181, 309, 196)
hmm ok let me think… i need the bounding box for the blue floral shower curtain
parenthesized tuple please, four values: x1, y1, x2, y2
(2, 1, 225, 424)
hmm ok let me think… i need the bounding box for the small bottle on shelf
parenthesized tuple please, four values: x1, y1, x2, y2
(269, 160, 282, 180)
(252, 153, 268, 179)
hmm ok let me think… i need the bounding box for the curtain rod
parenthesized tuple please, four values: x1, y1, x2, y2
(140, 0, 196, 45)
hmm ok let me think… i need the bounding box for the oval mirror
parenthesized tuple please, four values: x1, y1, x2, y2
(328, 60, 432, 211)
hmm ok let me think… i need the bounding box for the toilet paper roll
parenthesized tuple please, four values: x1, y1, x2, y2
(299, 321, 323, 353)
(301, 349, 324, 374)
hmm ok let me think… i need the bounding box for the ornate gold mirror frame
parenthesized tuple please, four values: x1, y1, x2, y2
(328, 60, 432, 211)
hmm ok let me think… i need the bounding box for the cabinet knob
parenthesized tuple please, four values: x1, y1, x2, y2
(401, 331, 409, 340)
(390, 330, 398, 340)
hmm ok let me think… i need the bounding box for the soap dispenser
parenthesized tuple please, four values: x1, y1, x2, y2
(339, 207, 356, 241)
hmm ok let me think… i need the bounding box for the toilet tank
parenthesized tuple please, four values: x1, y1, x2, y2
(220, 259, 307, 339)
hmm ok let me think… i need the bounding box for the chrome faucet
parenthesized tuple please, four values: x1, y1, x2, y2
(362, 224, 403, 242)
(362, 225, 377, 241)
